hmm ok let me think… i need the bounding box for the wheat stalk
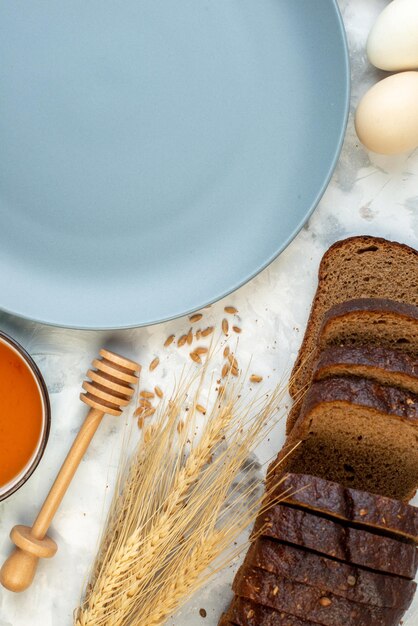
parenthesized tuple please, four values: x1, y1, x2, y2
(75, 364, 289, 626)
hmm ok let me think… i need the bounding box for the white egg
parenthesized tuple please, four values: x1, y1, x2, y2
(367, 0, 418, 71)
(355, 71, 418, 155)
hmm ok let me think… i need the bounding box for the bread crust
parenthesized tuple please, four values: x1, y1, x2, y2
(233, 567, 405, 626)
(245, 537, 416, 609)
(227, 597, 320, 626)
(254, 504, 418, 579)
(270, 473, 418, 543)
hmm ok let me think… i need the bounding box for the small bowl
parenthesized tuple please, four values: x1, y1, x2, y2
(0, 331, 50, 502)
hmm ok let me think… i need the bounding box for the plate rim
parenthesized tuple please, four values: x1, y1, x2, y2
(0, 0, 350, 330)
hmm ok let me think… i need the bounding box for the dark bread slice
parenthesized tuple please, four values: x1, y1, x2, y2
(227, 598, 322, 626)
(287, 377, 418, 500)
(287, 299, 418, 433)
(289, 236, 418, 400)
(314, 346, 418, 393)
(244, 537, 416, 609)
(233, 566, 404, 626)
(318, 298, 418, 357)
(268, 473, 418, 543)
(254, 504, 418, 578)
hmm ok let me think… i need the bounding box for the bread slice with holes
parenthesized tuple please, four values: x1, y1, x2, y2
(232, 566, 405, 626)
(253, 503, 418, 578)
(286, 377, 418, 500)
(313, 345, 418, 392)
(289, 236, 418, 400)
(287, 299, 418, 433)
(268, 473, 418, 543)
(244, 537, 416, 609)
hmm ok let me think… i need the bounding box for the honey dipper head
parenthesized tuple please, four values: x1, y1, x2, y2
(81, 349, 140, 415)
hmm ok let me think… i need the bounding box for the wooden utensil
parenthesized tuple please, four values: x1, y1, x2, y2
(0, 348, 140, 592)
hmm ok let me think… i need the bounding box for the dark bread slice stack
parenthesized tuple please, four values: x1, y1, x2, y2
(313, 346, 418, 394)
(269, 473, 418, 542)
(245, 538, 416, 608)
(286, 299, 418, 433)
(289, 236, 418, 402)
(285, 377, 418, 500)
(233, 566, 405, 625)
(253, 503, 418, 578)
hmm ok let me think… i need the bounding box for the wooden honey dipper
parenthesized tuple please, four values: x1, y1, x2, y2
(0, 348, 140, 593)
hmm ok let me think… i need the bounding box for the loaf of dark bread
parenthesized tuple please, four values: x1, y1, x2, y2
(245, 537, 416, 609)
(268, 473, 418, 543)
(227, 598, 321, 626)
(286, 377, 418, 500)
(233, 566, 406, 626)
(254, 504, 418, 578)
(289, 236, 418, 400)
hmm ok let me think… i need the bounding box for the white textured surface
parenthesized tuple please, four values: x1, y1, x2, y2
(1, 1, 418, 624)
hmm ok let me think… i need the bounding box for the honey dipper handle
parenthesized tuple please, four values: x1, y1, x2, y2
(32, 408, 103, 538)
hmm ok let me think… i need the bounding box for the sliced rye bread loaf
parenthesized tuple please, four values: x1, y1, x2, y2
(313, 346, 418, 393)
(286, 377, 418, 500)
(286, 299, 418, 433)
(244, 537, 416, 609)
(267, 473, 418, 543)
(233, 566, 405, 626)
(226, 598, 322, 626)
(289, 236, 418, 401)
(253, 504, 418, 578)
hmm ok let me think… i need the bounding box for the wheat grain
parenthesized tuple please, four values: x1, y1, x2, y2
(224, 306, 238, 314)
(164, 335, 175, 347)
(222, 319, 229, 336)
(75, 364, 289, 626)
(149, 358, 160, 371)
(189, 313, 203, 323)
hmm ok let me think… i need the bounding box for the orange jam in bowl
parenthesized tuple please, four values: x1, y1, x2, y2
(0, 332, 50, 501)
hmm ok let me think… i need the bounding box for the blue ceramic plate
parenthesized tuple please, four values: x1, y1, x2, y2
(0, 0, 349, 329)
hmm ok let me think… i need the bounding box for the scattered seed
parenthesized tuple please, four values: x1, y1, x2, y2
(223, 346, 230, 358)
(199, 608, 207, 618)
(201, 326, 214, 337)
(231, 366, 239, 377)
(196, 329, 202, 340)
(135, 399, 152, 411)
(137, 416, 145, 429)
(218, 385, 225, 396)
(187, 328, 193, 345)
(190, 352, 202, 364)
(250, 375, 263, 383)
(139, 407, 156, 419)
(272, 586, 279, 596)
(149, 357, 160, 371)
(195, 346, 208, 355)
(178, 334, 187, 347)
(222, 363, 230, 378)
(196, 404, 207, 415)
(347, 576, 356, 587)
(319, 597, 332, 607)
(140, 390, 155, 399)
(232, 326, 242, 334)
(246, 610, 255, 619)
(224, 306, 238, 314)
(222, 319, 229, 336)
(154, 386, 163, 399)
(189, 313, 203, 323)
(359, 508, 368, 517)
(164, 334, 175, 347)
